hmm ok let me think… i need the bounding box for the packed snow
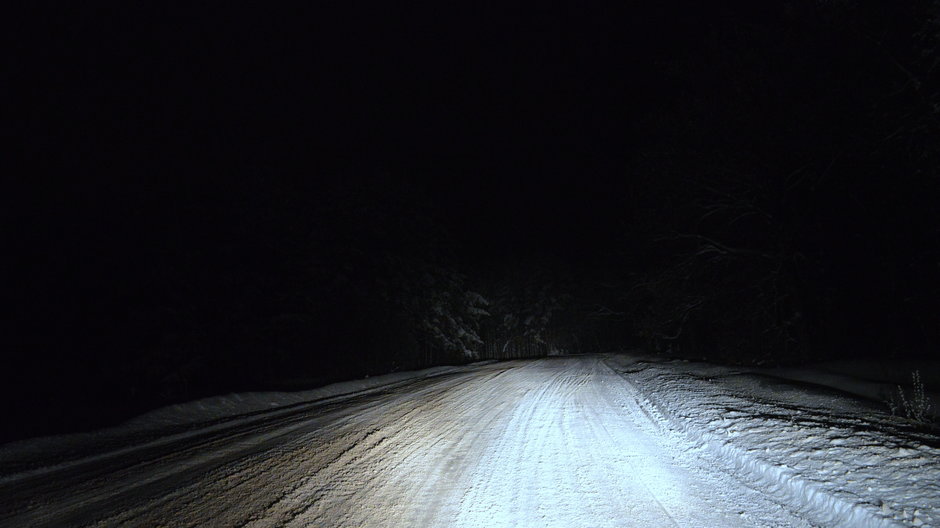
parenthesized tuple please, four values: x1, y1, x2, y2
(0, 354, 936, 527)
(607, 354, 940, 527)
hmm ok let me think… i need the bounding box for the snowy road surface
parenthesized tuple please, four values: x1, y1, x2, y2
(0, 355, 931, 527)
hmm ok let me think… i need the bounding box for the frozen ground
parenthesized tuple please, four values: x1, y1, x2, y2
(608, 354, 940, 528)
(0, 354, 937, 527)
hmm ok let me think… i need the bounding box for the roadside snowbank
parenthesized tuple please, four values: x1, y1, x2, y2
(0, 361, 493, 473)
(606, 354, 940, 528)
(128, 362, 495, 429)
(744, 360, 940, 421)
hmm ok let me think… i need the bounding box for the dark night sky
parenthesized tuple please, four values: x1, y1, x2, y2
(5, 1, 939, 440)
(11, 2, 705, 251)
(11, 2, 869, 250)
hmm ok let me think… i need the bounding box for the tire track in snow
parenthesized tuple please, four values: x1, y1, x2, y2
(2, 357, 818, 527)
(0, 369, 504, 528)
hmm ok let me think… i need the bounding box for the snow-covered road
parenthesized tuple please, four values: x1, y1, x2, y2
(0, 355, 828, 527)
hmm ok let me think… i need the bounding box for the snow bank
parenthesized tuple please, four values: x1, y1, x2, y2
(606, 354, 940, 528)
(0, 361, 494, 473)
(743, 359, 940, 421)
(129, 362, 494, 429)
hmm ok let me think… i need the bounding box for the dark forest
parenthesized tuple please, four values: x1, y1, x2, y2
(5, 1, 939, 443)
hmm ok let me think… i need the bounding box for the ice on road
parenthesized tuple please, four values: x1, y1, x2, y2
(2, 357, 824, 527)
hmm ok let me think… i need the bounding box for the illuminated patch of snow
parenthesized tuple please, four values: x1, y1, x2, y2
(2, 355, 936, 527)
(607, 354, 940, 528)
(0, 362, 494, 478)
